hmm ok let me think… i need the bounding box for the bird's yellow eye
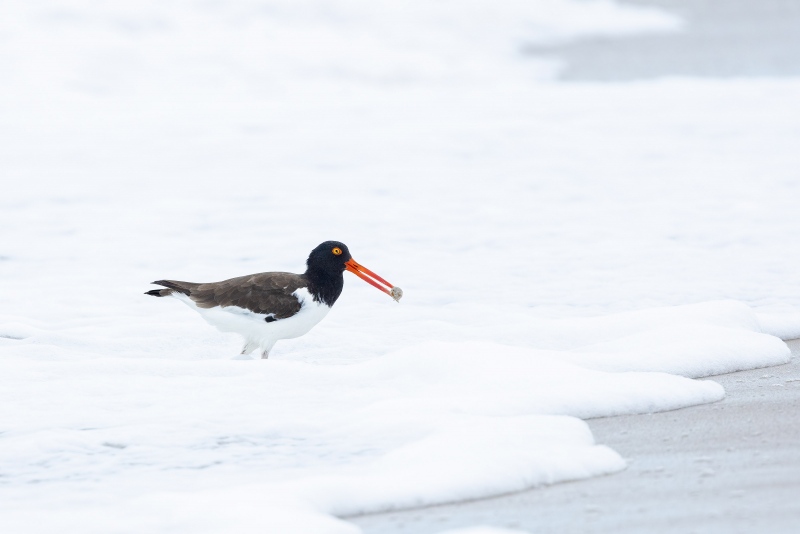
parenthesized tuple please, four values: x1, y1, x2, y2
(332, 247, 343, 256)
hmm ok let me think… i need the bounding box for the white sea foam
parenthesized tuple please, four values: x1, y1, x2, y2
(1, 0, 799, 532)
(0, 319, 773, 533)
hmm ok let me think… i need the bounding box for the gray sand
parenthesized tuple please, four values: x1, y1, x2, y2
(351, 340, 800, 534)
(524, 0, 800, 81)
(350, 3, 800, 530)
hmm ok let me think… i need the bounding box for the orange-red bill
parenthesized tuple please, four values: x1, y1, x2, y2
(345, 258, 394, 296)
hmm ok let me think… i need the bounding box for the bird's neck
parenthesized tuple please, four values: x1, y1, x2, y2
(304, 268, 344, 307)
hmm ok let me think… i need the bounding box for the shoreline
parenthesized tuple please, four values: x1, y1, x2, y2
(351, 339, 800, 533)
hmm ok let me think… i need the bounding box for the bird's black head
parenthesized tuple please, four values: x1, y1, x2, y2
(306, 240, 352, 276)
(303, 241, 351, 306)
(304, 240, 399, 306)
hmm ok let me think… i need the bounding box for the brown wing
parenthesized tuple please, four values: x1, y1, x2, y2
(153, 272, 308, 320)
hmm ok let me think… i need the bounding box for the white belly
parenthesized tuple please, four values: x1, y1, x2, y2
(173, 287, 330, 353)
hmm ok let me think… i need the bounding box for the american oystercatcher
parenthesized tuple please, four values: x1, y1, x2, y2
(146, 241, 402, 358)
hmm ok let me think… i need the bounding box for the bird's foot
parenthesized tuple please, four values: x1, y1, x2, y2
(240, 341, 258, 355)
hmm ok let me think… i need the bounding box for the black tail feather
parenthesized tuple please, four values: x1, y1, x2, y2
(145, 288, 172, 297)
(151, 279, 194, 296)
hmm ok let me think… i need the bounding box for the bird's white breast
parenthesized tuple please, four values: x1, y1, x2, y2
(173, 287, 330, 352)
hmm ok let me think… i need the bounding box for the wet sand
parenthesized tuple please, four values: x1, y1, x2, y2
(351, 339, 800, 533)
(524, 0, 800, 80)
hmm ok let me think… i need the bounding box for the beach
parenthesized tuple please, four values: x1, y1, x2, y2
(352, 340, 800, 533)
(2, 1, 799, 532)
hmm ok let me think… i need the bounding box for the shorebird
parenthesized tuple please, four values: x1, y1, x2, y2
(146, 241, 402, 358)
